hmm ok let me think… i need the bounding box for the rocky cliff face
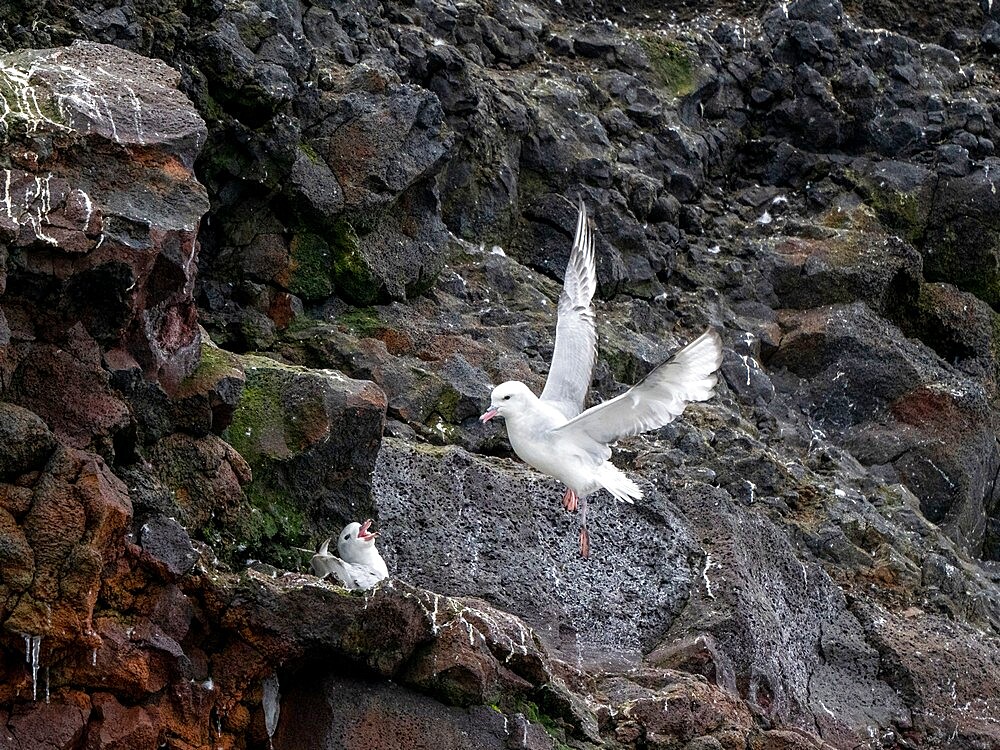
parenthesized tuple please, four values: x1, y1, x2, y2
(2, 0, 1000, 748)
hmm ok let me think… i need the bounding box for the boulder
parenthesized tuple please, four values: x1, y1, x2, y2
(3, 447, 131, 645)
(923, 160, 1000, 307)
(216, 355, 387, 568)
(0, 403, 57, 479)
(767, 221, 922, 315)
(771, 303, 1000, 558)
(373, 438, 700, 661)
(0, 41, 209, 390)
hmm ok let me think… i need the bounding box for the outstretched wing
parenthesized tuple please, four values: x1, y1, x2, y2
(552, 329, 723, 447)
(539, 199, 598, 420)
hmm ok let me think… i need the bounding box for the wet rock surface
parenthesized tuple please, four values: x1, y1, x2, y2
(2, 0, 1000, 748)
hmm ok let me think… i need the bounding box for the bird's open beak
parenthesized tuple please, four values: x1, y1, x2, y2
(479, 407, 499, 423)
(358, 518, 379, 542)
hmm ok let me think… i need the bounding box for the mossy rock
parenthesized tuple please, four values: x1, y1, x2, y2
(229, 481, 311, 570)
(922, 220, 1000, 308)
(224, 354, 331, 465)
(287, 222, 381, 305)
(289, 232, 335, 301)
(331, 219, 380, 305)
(638, 34, 696, 97)
(178, 337, 243, 393)
(336, 307, 384, 338)
(847, 166, 933, 246)
(768, 226, 922, 316)
(0, 53, 67, 133)
(220, 354, 386, 569)
(509, 699, 575, 750)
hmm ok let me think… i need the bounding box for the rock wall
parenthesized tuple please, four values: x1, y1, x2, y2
(2, 0, 1000, 748)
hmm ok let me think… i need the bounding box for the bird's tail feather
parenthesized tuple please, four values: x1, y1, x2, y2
(597, 463, 643, 503)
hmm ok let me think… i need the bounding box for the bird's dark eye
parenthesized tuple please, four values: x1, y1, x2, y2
(343, 534, 351, 540)
(503, 395, 511, 400)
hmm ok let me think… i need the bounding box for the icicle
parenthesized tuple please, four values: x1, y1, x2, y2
(45, 666, 50, 703)
(262, 673, 281, 748)
(28, 635, 41, 701)
(92, 648, 97, 666)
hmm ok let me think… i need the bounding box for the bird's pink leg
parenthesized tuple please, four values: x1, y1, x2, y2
(562, 487, 578, 512)
(579, 496, 590, 558)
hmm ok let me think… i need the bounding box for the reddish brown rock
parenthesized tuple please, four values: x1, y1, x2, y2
(275, 674, 518, 750)
(8, 344, 131, 455)
(147, 432, 250, 530)
(0, 505, 33, 594)
(4, 447, 129, 641)
(0, 41, 209, 392)
(599, 671, 759, 750)
(87, 692, 160, 750)
(5, 695, 89, 750)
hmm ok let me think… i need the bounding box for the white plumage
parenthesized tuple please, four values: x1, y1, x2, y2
(310, 519, 388, 589)
(480, 200, 723, 556)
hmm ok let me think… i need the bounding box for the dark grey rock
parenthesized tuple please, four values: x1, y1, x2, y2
(374, 439, 699, 662)
(0, 403, 58, 479)
(923, 161, 1000, 306)
(140, 515, 198, 576)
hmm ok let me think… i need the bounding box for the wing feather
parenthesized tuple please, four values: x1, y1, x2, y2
(539, 199, 598, 419)
(553, 329, 723, 446)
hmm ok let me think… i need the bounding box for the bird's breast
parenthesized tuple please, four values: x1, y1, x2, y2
(506, 422, 600, 493)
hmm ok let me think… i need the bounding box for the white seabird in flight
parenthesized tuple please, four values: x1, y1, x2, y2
(480, 200, 723, 557)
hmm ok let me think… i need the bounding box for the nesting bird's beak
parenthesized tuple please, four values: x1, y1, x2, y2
(479, 407, 499, 423)
(358, 519, 379, 542)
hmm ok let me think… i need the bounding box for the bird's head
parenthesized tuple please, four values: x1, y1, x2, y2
(480, 381, 535, 423)
(337, 519, 379, 557)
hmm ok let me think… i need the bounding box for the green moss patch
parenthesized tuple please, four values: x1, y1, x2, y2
(220, 355, 333, 568)
(337, 307, 383, 338)
(639, 35, 696, 97)
(299, 141, 321, 164)
(330, 219, 379, 305)
(513, 700, 573, 750)
(229, 481, 311, 570)
(849, 172, 929, 246)
(178, 338, 243, 396)
(289, 220, 384, 305)
(224, 355, 326, 463)
(0, 61, 66, 132)
(289, 232, 334, 301)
